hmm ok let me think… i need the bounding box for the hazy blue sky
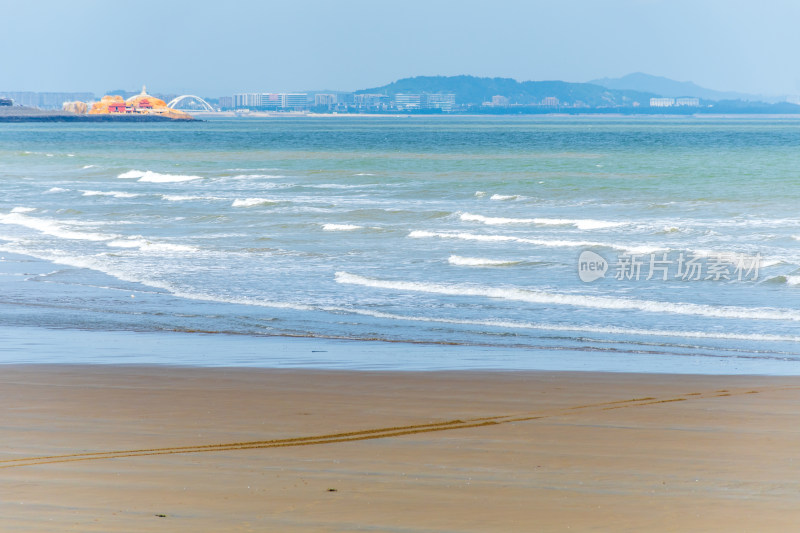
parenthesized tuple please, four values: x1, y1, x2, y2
(2, 0, 799, 97)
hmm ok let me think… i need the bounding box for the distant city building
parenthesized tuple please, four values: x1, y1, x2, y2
(675, 97, 700, 107)
(233, 92, 308, 110)
(394, 93, 422, 110)
(650, 97, 675, 107)
(393, 93, 456, 111)
(541, 96, 559, 107)
(0, 91, 94, 109)
(218, 96, 233, 109)
(314, 93, 338, 106)
(491, 95, 510, 107)
(425, 93, 456, 112)
(353, 93, 390, 109)
(234, 93, 262, 109)
(281, 93, 308, 109)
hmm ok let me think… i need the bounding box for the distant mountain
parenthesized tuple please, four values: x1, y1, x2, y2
(588, 73, 763, 102)
(357, 75, 656, 107)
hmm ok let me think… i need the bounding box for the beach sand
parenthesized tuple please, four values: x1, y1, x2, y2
(1, 365, 799, 532)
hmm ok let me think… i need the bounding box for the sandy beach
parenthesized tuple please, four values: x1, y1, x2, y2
(1, 365, 798, 532)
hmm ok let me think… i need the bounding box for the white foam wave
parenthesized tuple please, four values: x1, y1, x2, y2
(82, 164, 96, 169)
(355, 173, 376, 176)
(490, 194, 519, 201)
(106, 237, 199, 253)
(118, 170, 203, 182)
(322, 224, 363, 231)
(760, 259, 783, 268)
(335, 271, 800, 322)
(448, 255, 519, 267)
(0, 213, 117, 242)
(11, 207, 36, 213)
(785, 275, 800, 286)
(460, 212, 624, 230)
(117, 170, 144, 179)
(474, 191, 487, 197)
(81, 190, 140, 199)
(232, 198, 276, 207)
(46, 187, 68, 193)
(408, 230, 661, 254)
(342, 308, 800, 344)
(162, 194, 224, 202)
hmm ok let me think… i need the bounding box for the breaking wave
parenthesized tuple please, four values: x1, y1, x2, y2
(118, 170, 203, 183)
(334, 271, 800, 321)
(460, 212, 624, 230)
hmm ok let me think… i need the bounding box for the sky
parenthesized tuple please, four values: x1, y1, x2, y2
(2, 0, 800, 97)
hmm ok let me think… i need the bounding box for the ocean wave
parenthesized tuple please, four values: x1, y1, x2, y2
(81, 190, 140, 199)
(334, 271, 800, 321)
(322, 224, 363, 231)
(0, 213, 117, 242)
(448, 255, 520, 267)
(45, 187, 68, 193)
(489, 194, 520, 201)
(460, 212, 624, 230)
(106, 237, 199, 253)
(225, 174, 287, 180)
(162, 194, 224, 202)
(474, 191, 487, 197)
(10, 207, 36, 213)
(81, 165, 96, 169)
(118, 170, 203, 183)
(232, 198, 277, 207)
(341, 308, 800, 344)
(408, 230, 662, 254)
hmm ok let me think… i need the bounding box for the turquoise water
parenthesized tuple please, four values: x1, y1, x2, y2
(1, 116, 799, 372)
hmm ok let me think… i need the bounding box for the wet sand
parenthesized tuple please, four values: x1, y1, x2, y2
(1, 365, 799, 532)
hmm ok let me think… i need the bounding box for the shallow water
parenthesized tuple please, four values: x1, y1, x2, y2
(1, 116, 798, 372)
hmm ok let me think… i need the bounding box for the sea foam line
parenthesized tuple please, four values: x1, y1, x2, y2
(334, 271, 800, 322)
(232, 198, 277, 207)
(460, 212, 624, 230)
(118, 170, 203, 183)
(339, 308, 800, 344)
(81, 190, 140, 199)
(0, 213, 118, 242)
(409, 230, 661, 254)
(448, 255, 520, 267)
(322, 224, 363, 231)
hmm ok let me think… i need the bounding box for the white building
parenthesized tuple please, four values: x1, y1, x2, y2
(282, 93, 308, 109)
(425, 93, 456, 112)
(315, 93, 338, 106)
(541, 96, 559, 107)
(650, 97, 675, 107)
(394, 94, 422, 109)
(491, 95, 510, 107)
(353, 94, 389, 109)
(675, 97, 700, 107)
(233, 93, 308, 110)
(233, 93, 262, 109)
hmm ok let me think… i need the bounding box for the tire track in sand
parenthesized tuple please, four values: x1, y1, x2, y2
(0, 386, 776, 469)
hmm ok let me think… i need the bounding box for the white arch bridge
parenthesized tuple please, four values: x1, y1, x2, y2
(167, 95, 216, 112)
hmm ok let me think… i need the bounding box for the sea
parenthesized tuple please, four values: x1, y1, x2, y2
(1, 116, 799, 373)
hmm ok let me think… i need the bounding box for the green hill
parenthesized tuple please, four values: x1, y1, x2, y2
(356, 75, 656, 107)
